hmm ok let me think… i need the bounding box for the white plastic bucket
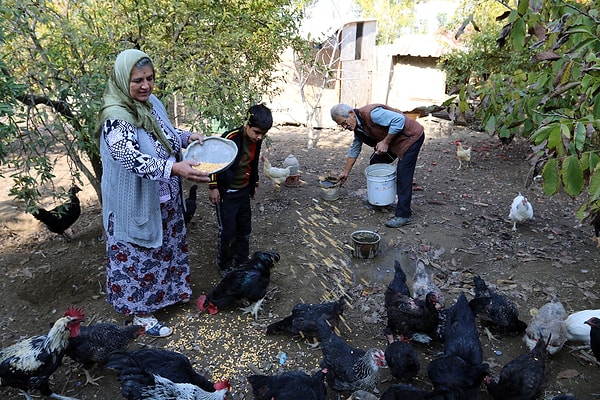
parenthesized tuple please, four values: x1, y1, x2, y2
(365, 164, 396, 206)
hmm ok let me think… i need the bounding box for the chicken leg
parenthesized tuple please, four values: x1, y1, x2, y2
(240, 297, 264, 320)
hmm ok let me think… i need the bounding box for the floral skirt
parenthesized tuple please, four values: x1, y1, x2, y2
(105, 198, 191, 315)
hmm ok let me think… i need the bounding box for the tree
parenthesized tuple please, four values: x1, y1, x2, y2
(0, 0, 300, 209)
(355, 0, 415, 44)
(438, 0, 600, 223)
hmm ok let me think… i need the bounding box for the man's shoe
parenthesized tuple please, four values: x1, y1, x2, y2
(385, 216, 412, 228)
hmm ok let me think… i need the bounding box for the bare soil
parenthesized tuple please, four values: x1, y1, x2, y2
(1, 120, 599, 399)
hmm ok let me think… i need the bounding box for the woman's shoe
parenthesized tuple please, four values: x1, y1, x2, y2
(133, 314, 173, 338)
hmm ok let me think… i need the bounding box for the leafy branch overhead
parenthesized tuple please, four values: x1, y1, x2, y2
(439, 0, 600, 220)
(0, 0, 301, 208)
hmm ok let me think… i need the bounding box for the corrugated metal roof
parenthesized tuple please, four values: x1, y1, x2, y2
(392, 34, 456, 58)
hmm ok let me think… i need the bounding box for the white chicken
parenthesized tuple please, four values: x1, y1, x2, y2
(508, 192, 534, 231)
(565, 309, 600, 343)
(523, 295, 567, 355)
(261, 156, 292, 189)
(455, 140, 471, 170)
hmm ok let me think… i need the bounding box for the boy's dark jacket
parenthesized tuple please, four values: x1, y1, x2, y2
(208, 127, 262, 197)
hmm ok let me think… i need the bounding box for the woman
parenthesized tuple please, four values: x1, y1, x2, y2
(98, 49, 209, 337)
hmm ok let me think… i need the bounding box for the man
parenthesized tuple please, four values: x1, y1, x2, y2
(330, 103, 425, 228)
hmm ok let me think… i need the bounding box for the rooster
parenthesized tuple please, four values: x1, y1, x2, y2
(0, 306, 85, 400)
(106, 349, 229, 399)
(247, 368, 328, 400)
(261, 155, 292, 189)
(33, 185, 82, 241)
(317, 319, 386, 392)
(197, 251, 280, 319)
(508, 192, 534, 231)
(455, 141, 471, 170)
(65, 322, 145, 385)
(184, 185, 198, 224)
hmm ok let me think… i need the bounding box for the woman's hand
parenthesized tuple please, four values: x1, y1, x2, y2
(188, 132, 204, 145)
(172, 160, 210, 183)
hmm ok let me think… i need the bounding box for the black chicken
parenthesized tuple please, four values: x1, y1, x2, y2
(65, 322, 145, 385)
(384, 336, 420, 383)
(443, 292, 483, 365)
(427, 293, 488, 400)
(379, 383, 458, 400)
(105, 348, 229, 400)
(468, 275, 527, 335)
(316, 319, 386, 392)
(484, 335, 551, 400)
(33, 185, 82, 241)
(265, 296, 347, 342)
(585, 317, 600, 362)
(197, 251, 280, 319)
(384, 260, 442, 344)
(184, 185, 198, 224)
(247, 368, 327, 400)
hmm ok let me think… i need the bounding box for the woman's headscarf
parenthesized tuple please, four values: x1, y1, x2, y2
(97, 49, 174, 154)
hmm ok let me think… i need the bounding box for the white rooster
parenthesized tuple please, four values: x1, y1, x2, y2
(261, 156, 292, 189)
(508, 192, 534, 231)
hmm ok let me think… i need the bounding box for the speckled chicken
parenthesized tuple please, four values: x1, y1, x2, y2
(468, 275, 527, 336)
(523, 295, 567, 355)
(247, 368, 327, 400)
(384, 336, 420, 383)
(412, 259, 444, 307)
(265, 296, 347, 342)
(316, 319, 386, 392)
(65, 322, 145, 385)
(384, 261, 442, 344)
(484, 335, 550, 400)
(105, 349, 229, 400)
(197, 251, 280, 319)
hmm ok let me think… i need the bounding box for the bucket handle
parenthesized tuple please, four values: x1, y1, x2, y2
(369, 151, 396, 164)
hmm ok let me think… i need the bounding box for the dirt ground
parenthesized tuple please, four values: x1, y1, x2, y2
(1, 119, 599, 400)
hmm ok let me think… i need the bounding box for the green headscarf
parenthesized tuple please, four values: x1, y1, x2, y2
(97, 49, 174, 155)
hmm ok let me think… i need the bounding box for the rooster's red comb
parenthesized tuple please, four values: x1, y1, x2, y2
(64, 306, 85, 320)
(213, 379, 230, 390)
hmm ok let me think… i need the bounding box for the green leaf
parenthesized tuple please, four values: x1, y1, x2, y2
(512, 19, 525, 49)
(574, 122, 586, 152)
(531, 124, 554, 145)
(542, 158, 560, 196)
(561, 155, 584, 197)
(547, 125, 562, 149)
(589, 166, 600, 201)
(484, 114, 496, 134)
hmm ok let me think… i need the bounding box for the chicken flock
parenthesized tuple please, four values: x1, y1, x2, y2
(4, 256, 600, 400)
(9, 150, 600, 400)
